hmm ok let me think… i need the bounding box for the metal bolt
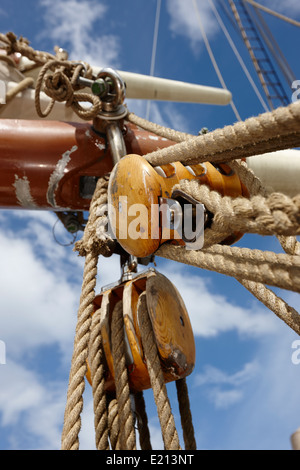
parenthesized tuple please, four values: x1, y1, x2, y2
(77, 76, 108, 98)
(91, 79, 107, 97)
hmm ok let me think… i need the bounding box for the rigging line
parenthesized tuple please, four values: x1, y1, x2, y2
(191, 0, 241, 121)
(244, 0, 300, 28)
(228, 0, 275, 109)
(250, 4, 297, 87)
(219, 0, 243, 36)
(146, 0, 162, 121)
(209, 0, 269, 112)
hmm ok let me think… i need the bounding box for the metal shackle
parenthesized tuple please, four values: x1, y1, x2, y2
(96, 67, 126, 113)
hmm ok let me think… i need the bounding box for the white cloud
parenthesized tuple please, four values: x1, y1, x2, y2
(39, 0, 120, 67)
(209, 388, 244, 409)
(264, 0, 300, 15)
(0, 225, 79, 359)
(0, 210, 122, 361)
(0, 210, 120, 449)
(194, 362, 259, 409)
(0, 360, 64, 449)
(160, 267, 279, 338)
(219, 328, 300, 449)
(166, 0, 219, 50)
(0, 209, 298, 449)
(126, 99, 193, 135)
(195, 361, 259, 387)
(166, 0, 300, 55)
(147, 102, 192, 133)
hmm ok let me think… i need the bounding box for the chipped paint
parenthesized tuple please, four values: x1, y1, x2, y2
(95, 141, 106, 150)
(13, 175, 38, 208)
(47, 145, 77, 208)
(85, 129, 105, 150)
(149, 135, 159, 141)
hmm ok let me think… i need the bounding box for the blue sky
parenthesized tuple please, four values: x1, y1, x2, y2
(0, 0, 300, 450)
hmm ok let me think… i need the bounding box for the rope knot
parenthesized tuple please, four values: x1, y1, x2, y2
(44, 70, 74, 106)
(35, 59, 102, 120)
(5, 32, 18, 54)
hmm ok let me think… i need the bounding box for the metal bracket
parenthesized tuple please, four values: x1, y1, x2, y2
(159, 197, 183, 233)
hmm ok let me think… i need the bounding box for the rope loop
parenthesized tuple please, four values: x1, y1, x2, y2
(44, 68, 74, 105)
(34, 58, 102, 120)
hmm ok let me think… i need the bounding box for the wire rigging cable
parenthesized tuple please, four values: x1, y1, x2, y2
(244, 0, 300, 28)
(192, 0, 242, 121)
(208, 0, 269, 112)
(146, 0, 161, 121)
(248, 4, 296, 88)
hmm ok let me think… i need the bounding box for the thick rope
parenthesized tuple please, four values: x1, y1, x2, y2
(239, 279, 300, 335)
(61, 251, 98, 450)
(0, 33, 101, 121)
(111, 301, 136, 450)
(0, 32, 55, 64)
(88, 306, 109, 450)
(6, 30, 300, 451)
(129, 108, 300, 167)
(35, 60, 101, 120)
(131, 113, 300, 337)
(0, 53, 18, 68)
(229, 162, 300, 333)
(134, 392, 152, 450)
(157, 244, 300, 294)
(74, 175, 115, 258)
(157, 245, 300, 334)
(61, 177, 113, 450)
(175, 379, 197, 450)
(278, 236, 300, 257)
(127, 112, 195, 142)
(137, 292, 181, 450)
(142, 102, 300, 167)
(177, 179, 300, 237)
(107, 398, 121, 450)
(3, 77, 35, 104)
(226, 160, 300, 255)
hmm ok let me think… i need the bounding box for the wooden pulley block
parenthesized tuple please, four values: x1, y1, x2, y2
(86, 268, 195, 392)
(107, 154, 248, 258)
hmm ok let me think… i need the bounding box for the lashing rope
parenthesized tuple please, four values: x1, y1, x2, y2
(1, 32, 299, 450)
(62, 101, 300, 448)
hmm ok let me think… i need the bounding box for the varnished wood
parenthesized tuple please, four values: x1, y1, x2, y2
(145, 272, 195, 380)
(108, 154, 248, 257)
(86, 269, 195, 392)
(108, 155, 162, 258)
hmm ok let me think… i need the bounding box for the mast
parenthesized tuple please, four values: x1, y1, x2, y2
(228, 0, 290, 109)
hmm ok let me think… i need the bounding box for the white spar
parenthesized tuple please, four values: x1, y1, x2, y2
(20, 56, 232, 105)
(109, 70, 232, 105)
(0, 72, 232, 122)
(246, 149, 300, 197)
